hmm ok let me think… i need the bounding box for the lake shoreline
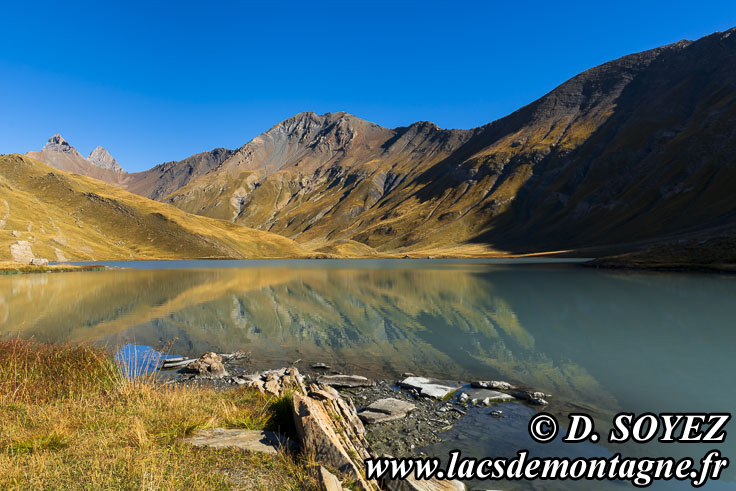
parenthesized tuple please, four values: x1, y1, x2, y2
(0, 261, 110, 275)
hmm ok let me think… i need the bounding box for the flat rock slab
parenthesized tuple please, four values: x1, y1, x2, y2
(318, 374, 375, 388)
(360, 398, 416, 424)
(184, 428, 294, 455)
(462, 388, 515, 403)
(399, 377, 460, 399)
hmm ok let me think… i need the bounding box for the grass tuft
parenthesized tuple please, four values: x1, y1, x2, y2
(0, 339, 318, 489)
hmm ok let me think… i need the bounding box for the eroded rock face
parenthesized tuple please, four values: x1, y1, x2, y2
(185, 352, 228, 378)
(292, 390, 377, 491)
(88, 146, 124, 173)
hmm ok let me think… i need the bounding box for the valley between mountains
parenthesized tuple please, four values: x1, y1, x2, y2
(4, 26, 736, 264)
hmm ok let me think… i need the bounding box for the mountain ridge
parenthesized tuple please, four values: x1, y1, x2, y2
(23, 26, 736, 257)
(0, 154, 313, 262)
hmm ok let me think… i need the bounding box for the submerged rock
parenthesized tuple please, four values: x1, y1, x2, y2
(359, 398, 416, 424)
(471, 380, 516, 390)
(318, 374, 375, 388)
(312, 362, 330, 369)
(461, 388, 516, 405)
(185, 352, 228, 378)
(399, 376, 460, 399)
(512, 390, 551, 405)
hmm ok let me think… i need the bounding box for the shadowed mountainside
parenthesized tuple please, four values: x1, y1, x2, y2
(26, 27, 736, 257)
(161, 27, 736, 254)
(0, 154, 312, 261)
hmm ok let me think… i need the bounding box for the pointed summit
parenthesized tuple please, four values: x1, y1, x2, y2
(42, 133, 81, 156)
(88, 146, 124, 173)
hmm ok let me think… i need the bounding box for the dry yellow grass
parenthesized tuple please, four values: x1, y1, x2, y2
(0, 340, 318, 490)
(0, 154, 313, 262)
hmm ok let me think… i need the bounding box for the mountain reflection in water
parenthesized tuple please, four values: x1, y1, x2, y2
(1, 260, 735, 482)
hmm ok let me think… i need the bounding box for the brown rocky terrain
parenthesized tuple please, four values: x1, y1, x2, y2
(26, 27, 736, 258)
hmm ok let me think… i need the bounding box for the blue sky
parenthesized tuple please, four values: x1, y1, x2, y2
(1, 1, 735, 172)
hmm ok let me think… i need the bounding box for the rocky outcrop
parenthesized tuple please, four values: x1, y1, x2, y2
(238, 367, 305, 396)
(26, 135, 128, 186)
(88, 146, 124, 173)
(292, 387, 377, 490)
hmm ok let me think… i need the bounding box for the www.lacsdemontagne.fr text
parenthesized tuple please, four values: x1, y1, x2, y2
(365, 449, 728, 487)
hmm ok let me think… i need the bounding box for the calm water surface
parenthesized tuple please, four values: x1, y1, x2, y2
(1, 259, 734, 489)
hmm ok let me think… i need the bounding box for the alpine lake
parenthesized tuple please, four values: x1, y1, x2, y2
(1, 259, 734, 489)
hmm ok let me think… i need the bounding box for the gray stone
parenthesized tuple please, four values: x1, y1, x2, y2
(30, 258, 49, 266)
(319, 466, 345, 491)
(359, 398, 416, 424)
(471, 380, 516, 391)
(399, 377, 460, 399)
(184, 428, 294, 455)
(312, 362, 330, 369)
(462, 389, 515, 404)
(318, 374, 375, 388)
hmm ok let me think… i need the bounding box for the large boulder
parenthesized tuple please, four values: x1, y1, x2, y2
(292, 388, 378, 491)
(185, 352, 227, 378)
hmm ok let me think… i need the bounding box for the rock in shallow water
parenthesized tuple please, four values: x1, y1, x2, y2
(471, 380, 515, 390)
(185, 352, 228, 378)
(399, 377, 460, 399)
(461, 388, 516, 404)
(318, 374, 375, 388)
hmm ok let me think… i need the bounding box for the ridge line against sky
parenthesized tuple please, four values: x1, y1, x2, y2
(1, 0, 735, 172)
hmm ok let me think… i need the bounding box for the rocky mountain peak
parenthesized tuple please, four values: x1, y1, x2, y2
(87, 146, 124, 173)
(42, 133, 80, 155)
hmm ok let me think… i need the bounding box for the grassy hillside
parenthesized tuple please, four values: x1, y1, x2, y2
(161, 29, 736, 256)
(0, 154, 312, 261)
